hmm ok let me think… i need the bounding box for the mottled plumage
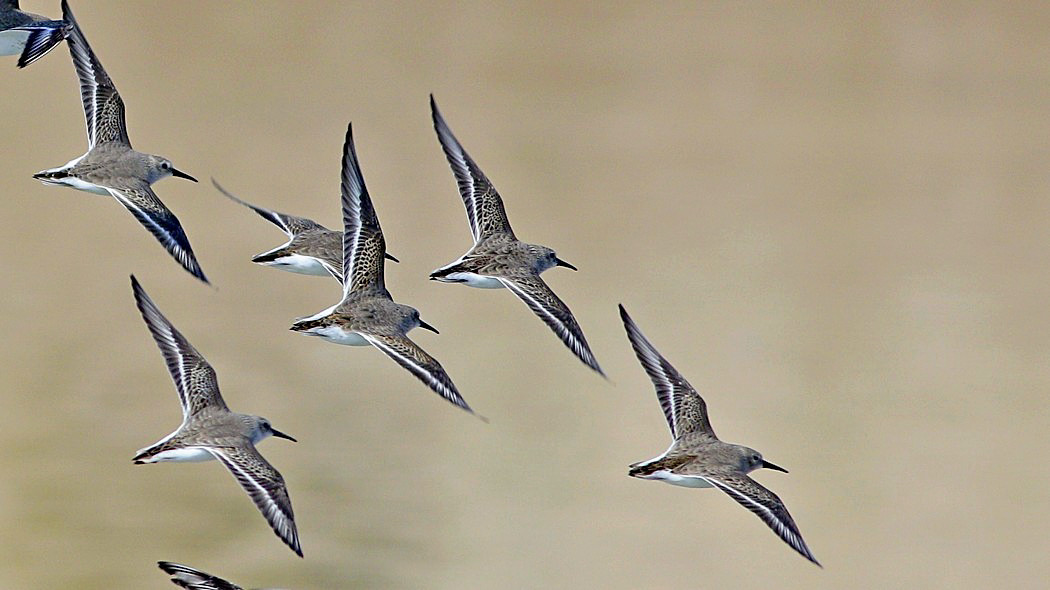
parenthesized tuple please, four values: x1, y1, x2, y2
(620, 305, 819, 566)
(428, 96, 603, 376)
(131, 276, 301, 557)
(290, 123, 475, 415)
(33, 1, 206, 283)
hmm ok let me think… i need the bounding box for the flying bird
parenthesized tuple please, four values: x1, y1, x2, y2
(33, 0, 207, 283)
(291, 123, 476, 415)
(619, 304, 819, 566)
(428, 96, 602, 376)
(131, 276, 301, 556)
(213, 178, 397, 281)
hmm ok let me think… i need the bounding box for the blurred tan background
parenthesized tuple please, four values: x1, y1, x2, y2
(1, 1, 1048, 588)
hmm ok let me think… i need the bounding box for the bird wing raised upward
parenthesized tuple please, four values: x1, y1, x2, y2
(339, 123, 388, 296)
(430, 95, 515, 243)
(131, 275, 227, 421)
(62, 0, 129, 148)
(619, 305, 714, 440)
(212, 178, 325, 236)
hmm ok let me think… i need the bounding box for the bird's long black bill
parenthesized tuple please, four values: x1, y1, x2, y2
(384, 252, 400, 263)
(271, 428, 297, 442)
(762, 459, 788, 473)
(555, 258, 578, 271)
(418, 320, 440, 334)
(171, 168, 198, 182)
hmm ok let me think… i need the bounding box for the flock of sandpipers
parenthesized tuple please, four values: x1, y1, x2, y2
(3, 0, 821, 586)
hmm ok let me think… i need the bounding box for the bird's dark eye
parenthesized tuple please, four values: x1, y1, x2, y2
(752, 454, 761, 462)
(162, 162, 170, 169)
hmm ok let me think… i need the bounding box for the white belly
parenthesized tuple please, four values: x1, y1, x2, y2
(641, 470, 713, 488)
(144, 447, 214, 463)
(311, 325, 370, 346)
(0, 29, 30, 56)
(442, 272, 505, 289)
(59, 176, 112, 195)
(36, 156, 112, 196)
(258, 253, 331, 276)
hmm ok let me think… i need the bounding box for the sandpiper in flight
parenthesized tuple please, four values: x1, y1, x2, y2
(130, 276, 301, 556)
(0, 0, 67, 68)
(33, 0, 207, 283)
(428, 96, 603, 376)
(158, 561, 276, 590)
(619, 305, 819, 565)
(212, 178, 397, 280)
(291, 123, 476, 415)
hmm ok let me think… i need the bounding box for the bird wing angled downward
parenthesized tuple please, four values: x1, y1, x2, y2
(499, 273, 604, 375)
(361, 331, 474, 414)
(702, 472, 820, 566)
(107, 181, 208, 283)
(207, 445, 301, 557)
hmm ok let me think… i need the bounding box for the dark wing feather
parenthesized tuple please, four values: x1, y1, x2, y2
(61, 0, 129, 147)
(212, 178, 325, 236)
(362, 332, 474, 414)
(430, 95, 514, 242)
(106, 182, 208, 284)
(208, 445, 302, 557)
(340, 123, 387, 295)
(131, 276, 227, 420)
(499, 273, 603, 375)
(618, 305, 714, 439)
(705, 473, 820, 566)
(14, 20, 68, 68)
(157, 562, 243, 590)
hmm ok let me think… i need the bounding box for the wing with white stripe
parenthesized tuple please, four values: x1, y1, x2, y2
(208, 445, 301, 557)
(340, 123, 387, 296)
(106, 182, 208, 284)
(61, 0, 129, 148)
(430, 95, 514, 242)
(499, 273, 603, 375)
(618, 305, 713, 439)
(131, 276, 227, 420)
(157, 562, 243, 590)
(14, 21, 68, 68)
(362, 332, 473, 413)
(704, 473, 820, 566)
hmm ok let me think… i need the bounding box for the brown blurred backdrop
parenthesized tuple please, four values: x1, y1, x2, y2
(1, 1, 1048, 588)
